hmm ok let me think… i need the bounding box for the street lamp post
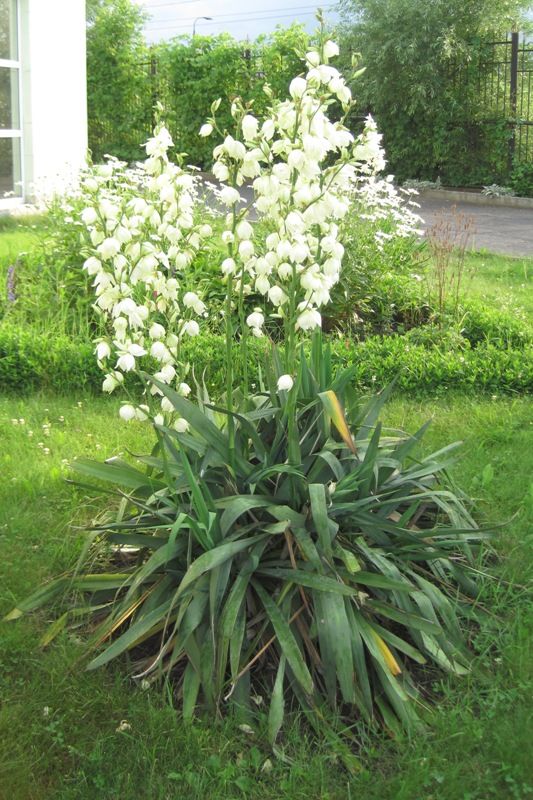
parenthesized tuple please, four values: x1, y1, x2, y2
(192, 16, 212, 36)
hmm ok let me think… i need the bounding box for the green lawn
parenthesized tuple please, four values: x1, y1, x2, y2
(464, 251, 533, 321)
(0, 217, 44, 276)
(0, 394, 531, 800)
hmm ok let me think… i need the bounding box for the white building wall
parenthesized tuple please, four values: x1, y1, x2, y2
(19, 0, 87, 199)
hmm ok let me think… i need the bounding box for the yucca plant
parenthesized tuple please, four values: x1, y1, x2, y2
(7, 339, 486, 751)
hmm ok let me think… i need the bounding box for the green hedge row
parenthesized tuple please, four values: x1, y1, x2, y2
(1, 326, 531, 396)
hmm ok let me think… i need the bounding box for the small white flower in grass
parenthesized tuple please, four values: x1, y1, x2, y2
(199, 223, 212, 238)
(119, 404, 136, 422)
(182, 320, 200, 337)
(174, 418, 189, 433)
(178, 382, 191, 397)
(116, 720, 132, 733)
(277, 374, 294, 392)
(153, 414, 164, 426)
(199, 123, 213, 137)
(161, 396, 174, 413)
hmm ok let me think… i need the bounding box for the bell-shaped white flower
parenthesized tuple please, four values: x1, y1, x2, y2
(95, 341, 111, 361)
(246, 310, 265, 330)
(119, 404, 136, 421)
(296, 307, 322, 331)
(242, 114, 259, 141)
(289, 77, 307, 98)
(199, 123, 213, 137)
(277, 374, 294, 392)
(182, 320, 200, 337)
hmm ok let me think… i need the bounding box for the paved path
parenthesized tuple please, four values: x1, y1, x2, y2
(201, 176, 533, 257)
(417, 196, 533, 257)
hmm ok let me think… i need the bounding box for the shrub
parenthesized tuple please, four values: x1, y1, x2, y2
(509, 161, 533, 198)
(1, 327, 531, 397)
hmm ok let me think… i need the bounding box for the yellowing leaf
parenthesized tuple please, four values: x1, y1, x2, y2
(371, 630, 402, 676)
(319, 391, 356, 454)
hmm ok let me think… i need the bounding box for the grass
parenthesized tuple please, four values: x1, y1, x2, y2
(0, 216, 45, 277)
(464, 251, 533, 320)
(0, 393, 531, 800)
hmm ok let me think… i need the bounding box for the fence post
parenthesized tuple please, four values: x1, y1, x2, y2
(508, 31, 519, 172)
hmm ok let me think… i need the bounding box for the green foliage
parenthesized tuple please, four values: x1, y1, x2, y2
(338, 0, 528, 184)
(326, 218, 428, 336)
(0, 203, 99, 339)
(8, 343, 487, 749)
(87, 0, 150, 163)
(156, 26, 309, 167)
(509, 160, 533, 197)
(86, 24, 309, 167)
(0, 326, 101, 393)
(1, 320, 531, 397)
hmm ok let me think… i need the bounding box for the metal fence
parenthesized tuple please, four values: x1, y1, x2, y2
(477, 32, 533, 167)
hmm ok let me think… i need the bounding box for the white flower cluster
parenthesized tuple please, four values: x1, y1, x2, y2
(74, 32, 417, 410)
(78, 126, 213, 424)
(207, 39, 371, 345)
(348, 116, 424, 248)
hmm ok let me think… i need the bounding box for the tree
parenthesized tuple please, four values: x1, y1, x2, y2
(87, 0, 150, 162)
(338, 0, 529, 183)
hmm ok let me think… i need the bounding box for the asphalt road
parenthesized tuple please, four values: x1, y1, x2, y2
(201, 177, 533, 257)
(417, 196, 533, 257)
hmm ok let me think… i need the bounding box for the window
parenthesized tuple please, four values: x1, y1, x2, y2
(0, 0, 22, 201)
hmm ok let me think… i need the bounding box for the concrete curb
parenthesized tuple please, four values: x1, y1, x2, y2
(417, 188, 533, 210)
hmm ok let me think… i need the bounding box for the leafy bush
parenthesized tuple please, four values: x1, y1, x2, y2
(8, 343, 486, 749)
(1, 326, 531, 396)
(87, 21, 310, 167)
(509, 161, 533, 198)
(87, 0, 151, 163)
(338, 0, 528, 185)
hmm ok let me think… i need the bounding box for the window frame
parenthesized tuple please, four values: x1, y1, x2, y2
(0, 0, 24, 207)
